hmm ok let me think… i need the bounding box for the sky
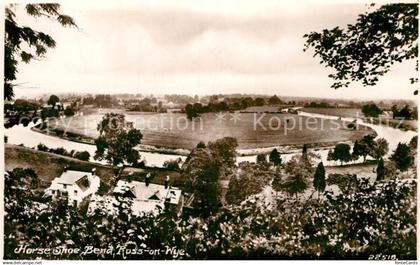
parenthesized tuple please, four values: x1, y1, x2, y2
(11, 0, 418, 100)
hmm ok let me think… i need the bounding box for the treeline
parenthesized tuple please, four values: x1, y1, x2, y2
(327, 135, 417, 176)
(126, 97, 165, 112)
(5, 99, 40, 113)
(184, 95, 284, 119)
(304, 101, 332, 108)
(362, 103, 417, 119)
(5, 95, 78, 128)
(81, 94, 118, 108)
(164, 94, 196, 105)
(36, 143, 90, 161)
(391, 104, 417, 120)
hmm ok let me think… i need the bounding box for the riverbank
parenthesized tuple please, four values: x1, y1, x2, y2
(31, 126, 192, 155)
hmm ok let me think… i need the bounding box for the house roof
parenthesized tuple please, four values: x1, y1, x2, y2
(114, 180, 181, 204)
(56, 170, 94, 185)
(75, 176, 91, 192)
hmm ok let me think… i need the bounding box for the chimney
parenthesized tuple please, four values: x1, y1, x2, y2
(145, 173, 151, 187)
(91, 168, 96, 176)
(164, 175, 170, 189)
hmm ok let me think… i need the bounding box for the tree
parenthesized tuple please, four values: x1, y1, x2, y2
(282, 155, 312, 198)
(304, 4, 418, 94)
(94, 113, 143, 166)
(187, 164, 220, 217)
(302, 143, 308, 161)
(371, 138, 389, 160)
(64, 106, 75, 117)
(182, 147, 220, 217)
(36, 143, 48, 152)
(376, 158, 385, 181)
(207, 137, 238, 169)
(384, 161, 398, 179)
(268, 95, 282, 105)
(353, 135, 375, 162)
(271, 172, 282, 195)
(74, 151, 90, 161)
(226, 162, 276, 204)
(185, 103, 199, 120)
(163, 159, 181, 171)
(362, 104, 382, 118)
(391, 105, 416, 120)
(256, 154, 267, 164)
(313, 162, 326, 199)
(12, 99, 39, 112)
(269, 148, 282, 166)
(240, 97, 254, 109)
(5, 4, 76, 100)
(390, 142, 413, 172)
(283, 174, 307, 198)
(182, 137, 238, 216)
(254, 98, 265, 106)
(331, 143, 352, 166)
(40, 107, 59, 120)
(409, 135, 417, 155)
(391, 105, 399, 119)
(196, 141, 206, 148)
(327, 149, 334, 161)
(47, 95, 60, 108)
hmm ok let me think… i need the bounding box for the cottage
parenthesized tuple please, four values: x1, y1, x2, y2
(45, 167, 101, 206)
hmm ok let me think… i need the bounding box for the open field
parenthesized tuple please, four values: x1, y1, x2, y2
(302, 107, 363, 118)
(326, 162, 377, 182)
(241, 106, 288, 113)
(47, 108, 374, 150)
(302, 107, 417, 130)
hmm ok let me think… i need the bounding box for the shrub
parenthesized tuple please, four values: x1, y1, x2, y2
(49, 147, 69, 156)
(74, 151, 90, 161)
(163, 159, 181, 171)
(97, 181, 111, 195)
(37, 143, 49, 152)
(64, 107, 75, 117)
(347, 123, 356, 130)
(196, 141, 206, 148)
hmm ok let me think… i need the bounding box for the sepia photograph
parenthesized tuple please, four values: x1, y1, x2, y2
(2, 0, 418, 261)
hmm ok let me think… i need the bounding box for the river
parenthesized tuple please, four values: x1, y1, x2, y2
(5, 111, 416, 167)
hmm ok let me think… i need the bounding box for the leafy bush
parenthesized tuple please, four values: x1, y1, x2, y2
(64, 107, 75, 117)
(97, 181, 111, 195)
(74, 151, 90, 161)
(163, 159, 181, 171)
(37, 143, 49, 152)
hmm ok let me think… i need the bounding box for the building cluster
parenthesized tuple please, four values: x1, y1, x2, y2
(45, 167, 183, 216)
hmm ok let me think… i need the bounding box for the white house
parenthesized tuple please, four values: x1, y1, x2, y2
(88, 177, 182, 216)
(45, 168, 101, 206)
